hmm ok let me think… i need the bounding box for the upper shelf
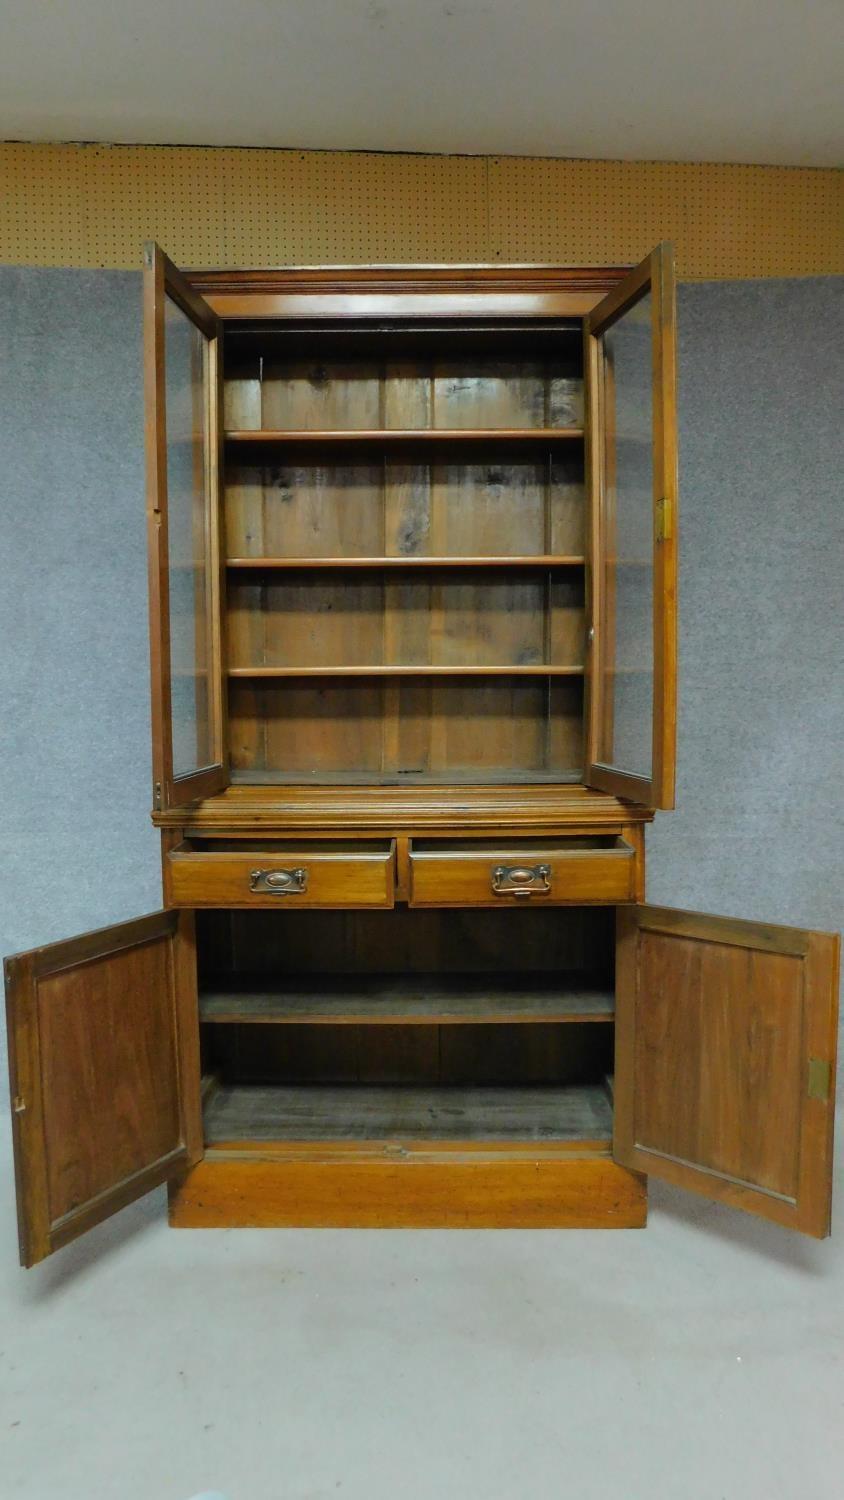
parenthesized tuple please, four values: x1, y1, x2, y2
(224, 427, 584, 444)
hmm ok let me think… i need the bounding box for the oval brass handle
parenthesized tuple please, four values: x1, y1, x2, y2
(491, 863, 551, 898)
(249, 866, 308, 895)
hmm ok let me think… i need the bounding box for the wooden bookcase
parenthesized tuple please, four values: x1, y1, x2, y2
(4, 249, 840, 1267)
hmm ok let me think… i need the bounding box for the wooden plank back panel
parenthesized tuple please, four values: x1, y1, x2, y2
(221, 340, 587, 782)
(548, 452, 586, 555)
(225, 352, 582, 432)
(433, 360, 548, 428)
(228, 575, 385, 669)
(262, 358, 382, 429)
(431, 458, 546, 556)
(200, 904, 615, 979)
(206, 1021, 613, 1087)
(229, 676, 583, 779)
(225, 455, 584, 560)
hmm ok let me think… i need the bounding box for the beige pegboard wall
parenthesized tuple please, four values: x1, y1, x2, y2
(1, 142, 841, 277)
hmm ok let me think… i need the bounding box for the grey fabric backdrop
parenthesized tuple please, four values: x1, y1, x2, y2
(1, 269, 842, 1105)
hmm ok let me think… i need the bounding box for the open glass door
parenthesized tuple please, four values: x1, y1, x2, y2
(144, 242, 228, 811)
(614, 905, 840, 1238)
(584, 244, 678, 808)
(4, 911, 202, 1267)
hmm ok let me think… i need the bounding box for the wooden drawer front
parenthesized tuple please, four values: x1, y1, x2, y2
(167, 841, 395, 909)
(409, 838, 636, 907)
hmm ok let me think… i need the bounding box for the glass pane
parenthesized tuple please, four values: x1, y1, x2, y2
(598, 290, 654, 780)
(164, 294, 215, 778)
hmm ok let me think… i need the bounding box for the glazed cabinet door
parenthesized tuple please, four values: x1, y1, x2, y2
(584, 244, 678, 809)
(614, 905, 840, 1237)
(5, 911, 202, 1266)
(144, 242, 228, 811)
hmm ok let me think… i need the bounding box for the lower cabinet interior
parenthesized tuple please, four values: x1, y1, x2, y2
(196, 906, 615, 1151)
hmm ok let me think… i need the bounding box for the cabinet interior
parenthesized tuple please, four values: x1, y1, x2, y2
(196, 906, 615, 1146)
(223, 321, 587, 785)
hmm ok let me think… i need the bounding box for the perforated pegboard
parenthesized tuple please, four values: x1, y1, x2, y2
(0, 142, 841, 278)
(487, 157, 844, 278)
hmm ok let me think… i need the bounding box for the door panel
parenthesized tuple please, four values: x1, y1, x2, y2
(614, 905, 839, 1237)
(5, 911, 201, 1267)
(584, 244, 678, 809)
(145, 242, 228, 810)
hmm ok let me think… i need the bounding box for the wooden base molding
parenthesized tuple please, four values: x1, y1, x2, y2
(167, 1146, 647, 1230)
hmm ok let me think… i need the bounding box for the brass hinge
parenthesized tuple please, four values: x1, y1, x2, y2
(808, 1058, 831, 1101)
(13, 1095, 26, 1114)
(655, 496, 672, 543)
(154, 781, 162, 812)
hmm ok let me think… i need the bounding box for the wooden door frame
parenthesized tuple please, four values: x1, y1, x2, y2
(5, 910, 202, 1266)
(144, 241, 228, 812)
(614, 904, 839, 1238)
(584, 243, 678, 810)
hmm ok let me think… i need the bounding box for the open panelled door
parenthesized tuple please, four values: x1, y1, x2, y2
(614, 906, 840, 1238)
(584, 244, 678, 809)
(144, 242, 228, 812)
(5, 912, 202, 1266)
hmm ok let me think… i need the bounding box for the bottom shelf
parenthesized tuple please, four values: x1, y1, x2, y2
(203, 1081, 613, 1145)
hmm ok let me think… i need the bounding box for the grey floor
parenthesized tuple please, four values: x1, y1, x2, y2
(2, 1115, 843, 1500)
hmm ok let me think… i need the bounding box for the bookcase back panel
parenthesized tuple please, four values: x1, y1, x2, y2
(224, 350, 583, 433)
(198, 905, 615, 978)
(228, 677, 583, 781)
(226, 571, 584, 669)
(225, 454, 584, 559)
(226, 459, 385, 558)
(222, 327, 586, 784)
(205, 1020, 613, 1087)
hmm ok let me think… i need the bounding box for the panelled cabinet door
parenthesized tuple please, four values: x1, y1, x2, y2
(584, 244, 678, 809)
(614, 905, 840, 1238)
(4, 911, 202, 1267)
(144, 242, 228, 811)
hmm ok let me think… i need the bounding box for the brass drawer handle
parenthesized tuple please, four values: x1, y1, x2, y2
(249, 866, 308, 895)
(491, 863, 551, 898)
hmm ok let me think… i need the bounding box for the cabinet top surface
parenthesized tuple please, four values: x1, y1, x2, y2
(183, 262, 633, 316)
(186, 262, 632, 282)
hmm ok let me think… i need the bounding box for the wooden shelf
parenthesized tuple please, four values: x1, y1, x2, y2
(204, 1082, 613, 1145)
(226, 555, 586, 569)
(227, 665, 584, 678)
(199, 972, 614, 1026)
(225, 427, 584, 444)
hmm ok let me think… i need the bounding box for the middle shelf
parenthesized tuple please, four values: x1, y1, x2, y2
(199, 971, 615, 1026)
(225, 427, 585, 444)
(226, 555, 586, 569)
(226, 665, 585, 678)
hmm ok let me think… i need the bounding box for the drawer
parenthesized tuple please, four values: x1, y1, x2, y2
(167, 840, 395, 909)
(408, 837, 637, 907)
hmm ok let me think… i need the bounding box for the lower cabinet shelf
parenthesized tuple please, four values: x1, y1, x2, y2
(202, 1081, 614, 1145)
(199, 972, 615, 1025)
